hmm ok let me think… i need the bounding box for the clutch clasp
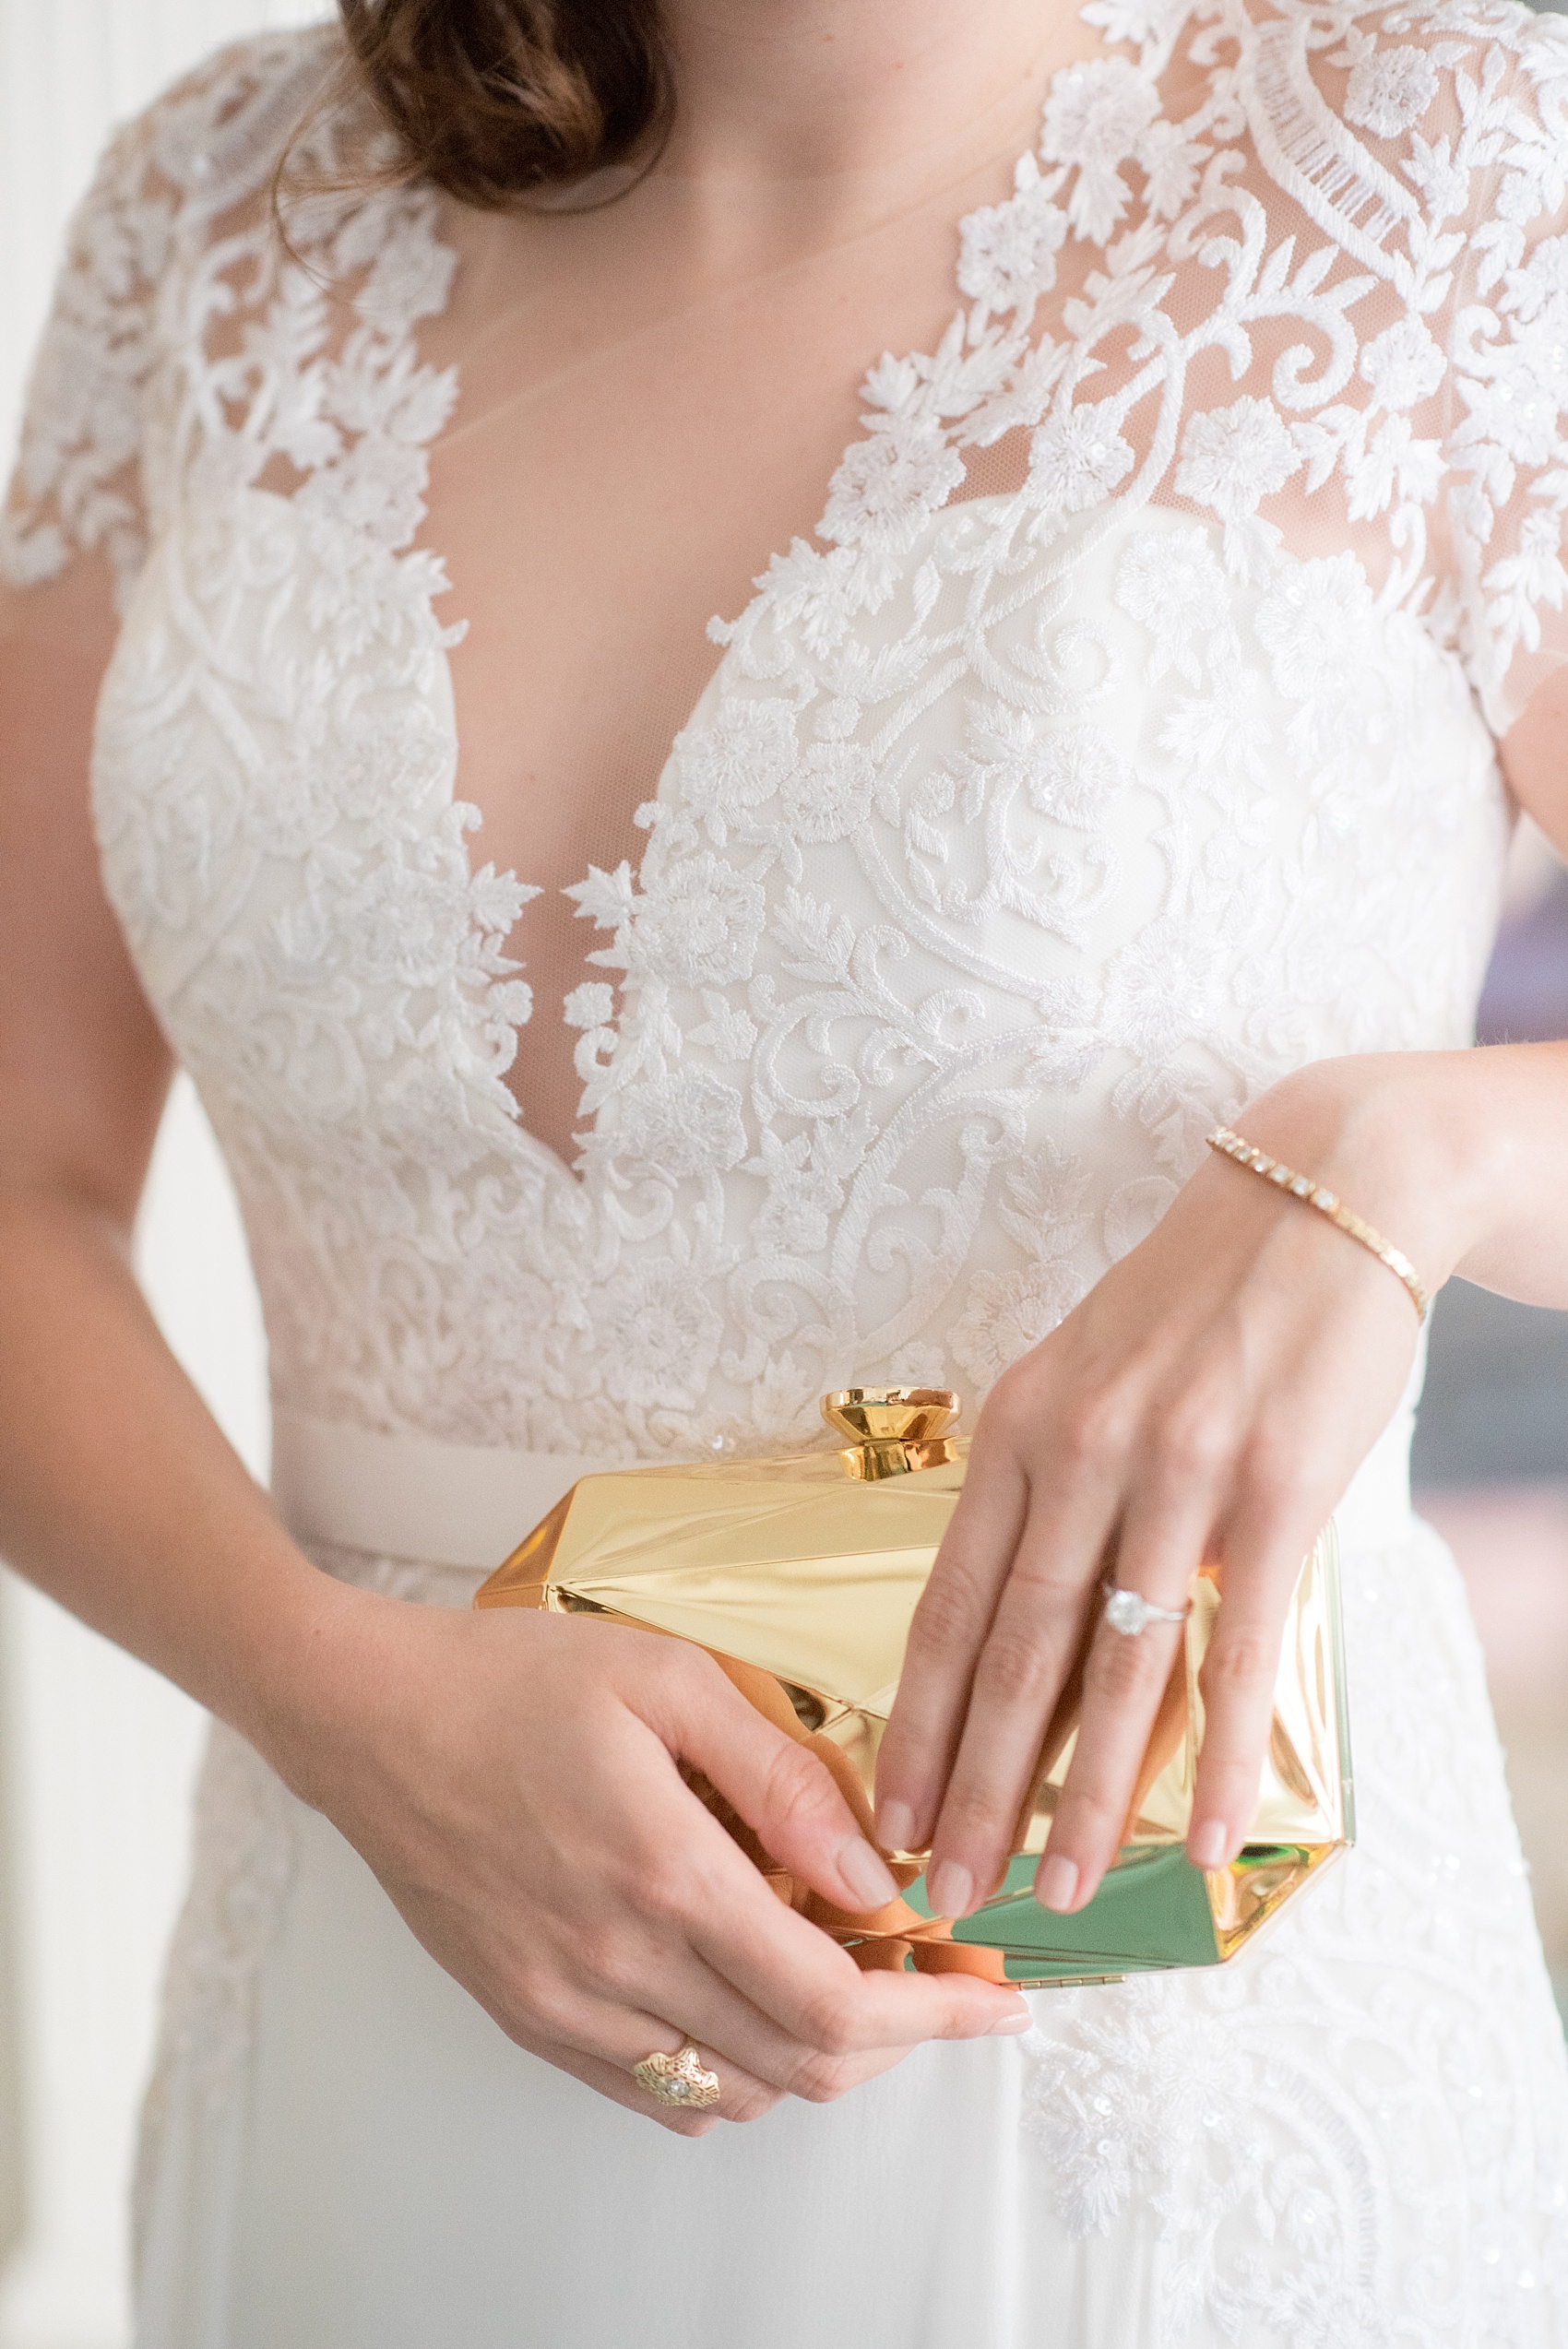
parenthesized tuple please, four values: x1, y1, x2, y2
(821, 1387, 963, 1480)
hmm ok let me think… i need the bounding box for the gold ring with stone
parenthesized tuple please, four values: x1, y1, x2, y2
(631, 2040, 720, 2110)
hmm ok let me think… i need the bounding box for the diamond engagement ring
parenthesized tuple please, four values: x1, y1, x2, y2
(631, 2040, 721, 2110)
(1101, 1580, 1190, 1636)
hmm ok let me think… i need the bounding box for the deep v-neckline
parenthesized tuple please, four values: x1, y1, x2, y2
(383, 16, 1135, 1190)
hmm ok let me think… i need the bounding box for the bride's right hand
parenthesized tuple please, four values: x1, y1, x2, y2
(258, 1584, 1031, 2134)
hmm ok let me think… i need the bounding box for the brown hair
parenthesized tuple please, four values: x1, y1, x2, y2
(335, 0, 673, 208)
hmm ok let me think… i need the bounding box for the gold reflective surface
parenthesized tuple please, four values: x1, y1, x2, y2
(475, 1390, 1353, 1986)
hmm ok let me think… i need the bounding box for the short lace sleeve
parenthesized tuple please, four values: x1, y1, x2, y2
(1439, 6, 1568, 736)
(0, 30, 337, 613)
(0, 109, 170, 609)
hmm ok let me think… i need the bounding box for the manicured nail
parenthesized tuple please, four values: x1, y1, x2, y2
(1037, 1854, 1079, 1914)
(1189, 1819, 1229, 1870)
(837, 1835, 898, 1910)
(988, 2007, 1033, 2035)
(876, 1799, 916, 1854)
(927, 1859, 974, 1918)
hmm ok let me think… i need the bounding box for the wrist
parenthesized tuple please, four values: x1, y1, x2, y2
(1234, 1051, 1505, 1296)
(219, 1550, 407, 1807)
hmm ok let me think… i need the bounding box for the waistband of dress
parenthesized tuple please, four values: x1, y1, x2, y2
(269, 1408, 607, 1571)
(271, 1372, 1421, 1575)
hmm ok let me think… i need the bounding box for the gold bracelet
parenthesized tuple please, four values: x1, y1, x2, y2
(1206, 1125, 1431, 1323)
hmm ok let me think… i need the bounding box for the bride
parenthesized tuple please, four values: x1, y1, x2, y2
(2, 0, 1566, 2338)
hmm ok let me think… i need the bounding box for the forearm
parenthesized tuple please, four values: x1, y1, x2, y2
(1240, 1039, 1568, 1312)
(0, 1183, 348, 1757)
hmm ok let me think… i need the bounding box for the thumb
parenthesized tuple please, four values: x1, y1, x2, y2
(655, 1647, 905, 1920)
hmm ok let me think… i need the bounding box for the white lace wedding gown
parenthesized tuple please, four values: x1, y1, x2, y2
(6, 3, 1568, 2341)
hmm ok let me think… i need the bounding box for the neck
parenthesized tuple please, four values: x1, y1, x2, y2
(656, 0, 1082, 199)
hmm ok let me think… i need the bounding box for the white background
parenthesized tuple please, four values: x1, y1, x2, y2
(0, 11, 327, 2344)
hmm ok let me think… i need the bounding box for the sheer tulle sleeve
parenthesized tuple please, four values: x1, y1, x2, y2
(1441, 10, 1568, 737)
(0, 112, 172, 609)
(0, 32, 333, 612)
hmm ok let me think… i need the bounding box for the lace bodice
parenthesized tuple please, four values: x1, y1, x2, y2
(5, 2, 1565, 1464)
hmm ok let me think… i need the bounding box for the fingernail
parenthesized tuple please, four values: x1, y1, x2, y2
(988, 2007, 1033, 2035)
(876, 1799, 916, 1854)
(927, 1859, 974, 1918)
(1189, 1820, 1229, 1870)
(1037, 1854, 1079, 1914)
(837, 1835, 898, 1911)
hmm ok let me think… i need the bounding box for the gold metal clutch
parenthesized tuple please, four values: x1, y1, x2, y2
(474, 1389, 1353, 1987)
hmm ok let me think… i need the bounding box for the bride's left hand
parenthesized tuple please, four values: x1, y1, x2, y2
(873, 1057, 1464, 1924)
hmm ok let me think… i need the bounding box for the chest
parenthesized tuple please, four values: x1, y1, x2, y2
(109, 30, 1511, 1181)
(408, 183, 1012, 909)
(351, 177, 1029, 1153)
